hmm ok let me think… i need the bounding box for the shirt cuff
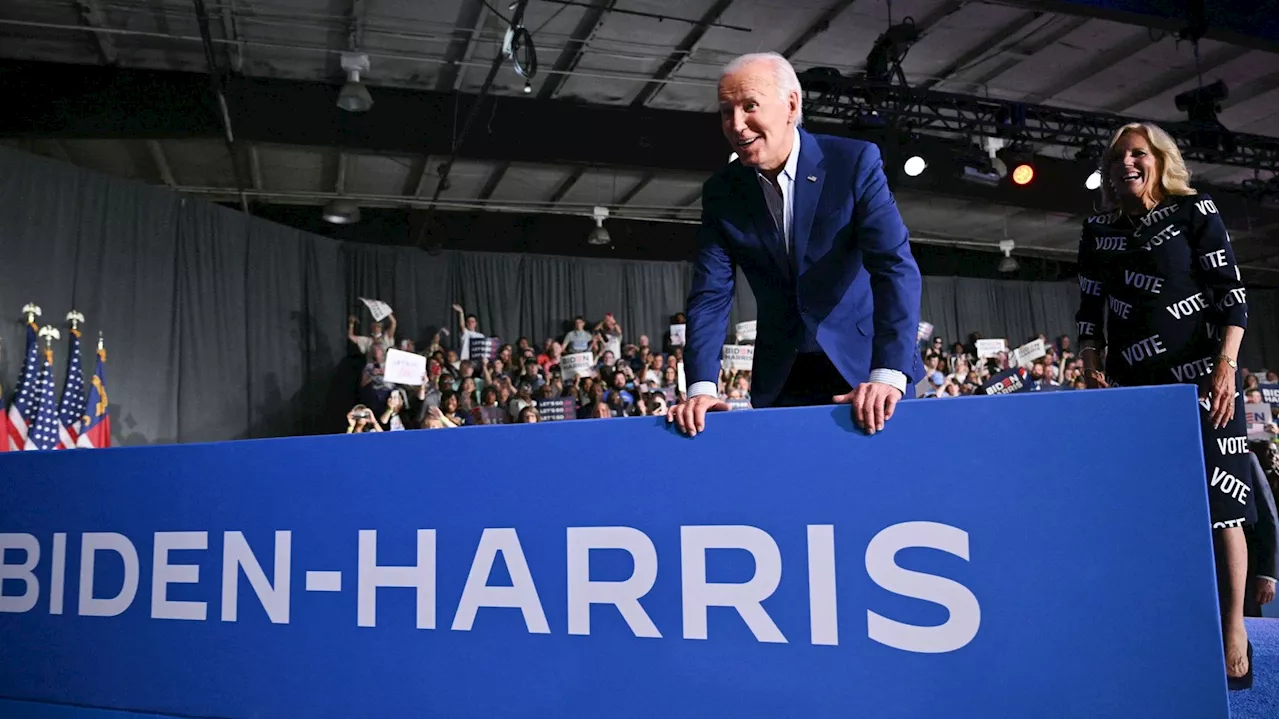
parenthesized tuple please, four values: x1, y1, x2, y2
(868, 368, 908, 394)
(1256, 576, 1277, 584)
(687, 381, 718, 398)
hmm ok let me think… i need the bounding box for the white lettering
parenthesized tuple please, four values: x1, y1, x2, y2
(681, 525, 786, 643)
(1172, 356, 1215, 382)
(1206, 323, 1222, 341)
(0, 533, 40, 613)
(1076, 321, 1096, 336)
(1141, 204, 1178, 228)
(566, 527, 660, 638)
(78, 532, 139, 617)
(1108, 296, 1132, 320)
(1123, 270, 1164, 294)
(1217, 437, 1250, 455)
(865, 522, 981, 654)
(452, 528, 548, 634)
(1166, 292, 1209, 320)
(151, 531, 208, 621)
(1087, 211, 1119, 224)
(49, 532, 66, 615)
(1120, 334, 1167, 366)
(1095, 236, 1127, 251)
(807, 525, 838, 647)
(359, 529, 436, 629)
(1200, 249, 1228, 270)
(1218, 287, 1247, 310)
(1196, 199, 1218, 215)
(1143, 224, 1181, 251)
(221, 531, 291, 624)
(1078, 275, 1102, 297)
(1210, 467, 1251, 504)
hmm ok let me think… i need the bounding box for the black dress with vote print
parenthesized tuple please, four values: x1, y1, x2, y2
(1075, 193, 1255, 529)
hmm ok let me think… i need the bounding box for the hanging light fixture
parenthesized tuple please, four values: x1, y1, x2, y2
(997, 239, 1018, 273)
(322, 198, 361, 224)
(338, 53, 373, 112)
(587, 205, 611, 245)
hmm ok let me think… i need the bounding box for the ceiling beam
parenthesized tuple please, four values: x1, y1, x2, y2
(1017, 29, 1150, 105)
(146, 140, 176, 187)
(435, 0, 486, 92)
(982, 0, 1277, 52)
(219, 0, 243, 72)
(617, 173, 654, 205)
(780, 0, 856, 59)
(912, 0, 966, 33)
(72, 0, 118, 65)
(1220, 71, 1279, 113)
(630, 0, 734, 107)
(478, 163, 509, 200)
(548, 167, 586, 204)
(955, 15, 1090, 91)
(918, 11, 1044, 91)
(248, 143, 263, 190)
(539, 0, 616, 100)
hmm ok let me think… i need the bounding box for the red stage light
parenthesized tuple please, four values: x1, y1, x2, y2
(1011, 164, 1035, 186)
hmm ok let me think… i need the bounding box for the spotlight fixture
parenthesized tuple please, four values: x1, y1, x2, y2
(322, 198, 361, 224)
(1011, 163, 1035, 186)
(997, 239, 1018, 274)
(338, 53, 373, 112)
(903, 155, 927, 177)
(1085, 170, 1102, 190)
(587, 206, 611, 246)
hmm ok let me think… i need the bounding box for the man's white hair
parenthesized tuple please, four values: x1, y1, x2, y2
(720, 52, 804, 126)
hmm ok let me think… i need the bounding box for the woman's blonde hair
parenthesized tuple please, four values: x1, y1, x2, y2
(1098, 122, 1196, 209)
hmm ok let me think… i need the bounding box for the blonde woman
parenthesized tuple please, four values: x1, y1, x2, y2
(1074, 122, 1254, 689)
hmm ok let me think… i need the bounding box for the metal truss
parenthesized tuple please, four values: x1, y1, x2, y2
(799, 74, 1278, 173)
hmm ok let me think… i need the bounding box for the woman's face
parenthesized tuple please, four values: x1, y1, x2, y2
(388, 393, 403, 411)
(443, 395, 458, 414)
(461, 378, 476, 393)
(1109, 130, 1161, 206)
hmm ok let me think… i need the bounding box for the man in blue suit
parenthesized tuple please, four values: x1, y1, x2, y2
(668, 52, 921, 437)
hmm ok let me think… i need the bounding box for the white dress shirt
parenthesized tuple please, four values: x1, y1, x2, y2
(689, 128, 907, 399)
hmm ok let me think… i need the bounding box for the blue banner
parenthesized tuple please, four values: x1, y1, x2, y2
(0, 386, 1229, 718)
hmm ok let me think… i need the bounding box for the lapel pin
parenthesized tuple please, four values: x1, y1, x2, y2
(807, 175, 817, 182)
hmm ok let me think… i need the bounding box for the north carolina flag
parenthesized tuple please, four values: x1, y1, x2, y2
(77, 344, 110, 449)
(6, 321, 39, 451)
(57, 328, 87, 449)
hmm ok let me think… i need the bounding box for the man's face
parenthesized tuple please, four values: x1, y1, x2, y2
(718, 60, 798, 173)
(575, 319, 586, 331)
(638, 334, 649, 348)
(371, 322, 383, 338)
(1246, 389, 1262, 404)
(1031, 363, 1045, 380)
(613, 373, 626, 388)
(465, 317, 478, 332)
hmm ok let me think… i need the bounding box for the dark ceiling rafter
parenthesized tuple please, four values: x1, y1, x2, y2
(616, 173, 654, 205)
(218, 0, 243, 72)
(780, 0, 858, 59)
(918, 11, 1044, 91)
(481, 0, 615, 203)
(72, 0, 118, 65)
(985, 0, 1278, 52)
(1218, 71, 1278, 113)
(630, 0, 734, 108)
(547, 167, 587, 204)
(1105, 44, 1251, 114)
(191, 0, 251, 213)
(435, 0, 486, 92)
(1017, 28, 1150, 105)
(952, 15, 1090, 91)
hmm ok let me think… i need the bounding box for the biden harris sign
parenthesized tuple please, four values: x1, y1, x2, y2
(0, 386, 1230, 719)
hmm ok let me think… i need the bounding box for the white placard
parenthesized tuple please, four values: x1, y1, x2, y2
(918, 321, 934, 342)
(561, 352, 595, 380)
(677, 362, 686, 394)
(721, 344, 755, 372)
(358, 297, 393, 322)
(735, 321, 757, 343)
(976, 339, 1008, 359)
(1246, 403, 1273, 441)
(383, 348, 426, 386)
(1012, 338, 1047, 367)
(604, 336, 622, 360)
(669, 323, 686, 346)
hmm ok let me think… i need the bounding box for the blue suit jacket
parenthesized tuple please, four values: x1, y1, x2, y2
(685, 130, 922, 408)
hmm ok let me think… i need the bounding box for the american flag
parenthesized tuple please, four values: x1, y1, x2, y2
(57, 328, 87, 449)
(27, 349, 61, 451)
(6, 322, 39, 451)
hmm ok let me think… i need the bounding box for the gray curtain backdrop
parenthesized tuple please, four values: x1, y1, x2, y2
(1, 147, 1275, 446)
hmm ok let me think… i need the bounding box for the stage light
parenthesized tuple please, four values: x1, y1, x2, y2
(322, 198, 361, 224)
(587, 206, 611, 246)
(903, 156, 927, 177)
(1011, 163, 1034, 186)
(337, 53, 373, 113)
(1085, 170, 1102, 190)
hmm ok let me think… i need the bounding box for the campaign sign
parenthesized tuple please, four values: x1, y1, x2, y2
(0, 387, 1227, 719)
(980, 367, 1030, 395)
(1260, 383, 1278, 411)
(536, 397, 577, 422)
